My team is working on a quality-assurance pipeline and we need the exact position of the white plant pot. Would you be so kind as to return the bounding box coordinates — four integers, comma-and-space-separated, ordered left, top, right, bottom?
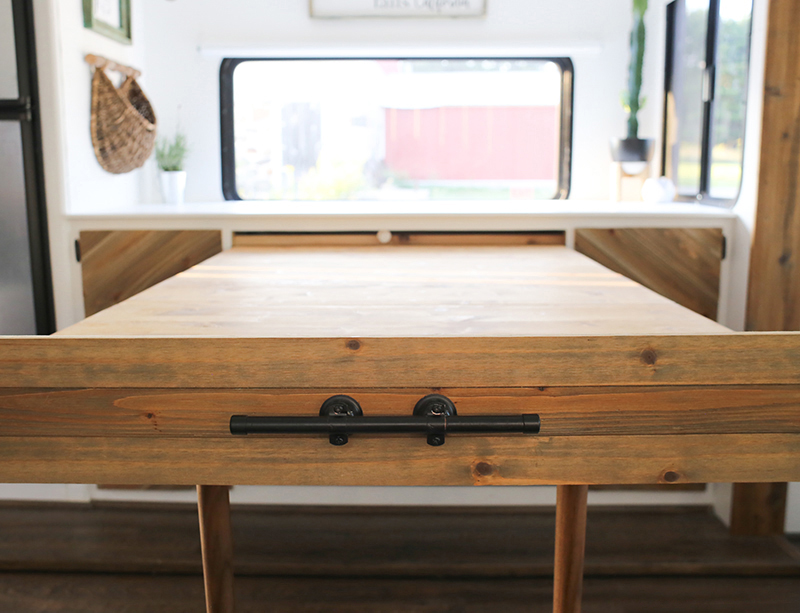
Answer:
642, 176, 677, 203
160, 170, 187, 204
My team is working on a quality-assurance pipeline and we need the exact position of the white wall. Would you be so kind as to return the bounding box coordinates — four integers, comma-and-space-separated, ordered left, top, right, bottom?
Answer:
724, 0, 769, 333
789, 484, 800, 532
138, 0, 667, 203
45, 0, 147, 214
32, 0, 149, 330
31, 0, 673, 209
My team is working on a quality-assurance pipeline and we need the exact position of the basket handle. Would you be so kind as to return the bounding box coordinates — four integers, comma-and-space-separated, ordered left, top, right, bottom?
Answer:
85, 54, 141, 80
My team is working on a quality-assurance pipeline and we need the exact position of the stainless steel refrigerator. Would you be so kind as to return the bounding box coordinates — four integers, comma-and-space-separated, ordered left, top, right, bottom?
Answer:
0, 0, 53, 335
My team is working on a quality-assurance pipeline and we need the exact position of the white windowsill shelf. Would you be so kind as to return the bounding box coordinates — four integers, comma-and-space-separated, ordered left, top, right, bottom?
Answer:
66, 199, 737, 223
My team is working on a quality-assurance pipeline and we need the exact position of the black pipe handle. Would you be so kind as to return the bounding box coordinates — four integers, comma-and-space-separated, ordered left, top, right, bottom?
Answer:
230, 414, 540, 435
229, 413, 540, 445
230, 394, 539, 446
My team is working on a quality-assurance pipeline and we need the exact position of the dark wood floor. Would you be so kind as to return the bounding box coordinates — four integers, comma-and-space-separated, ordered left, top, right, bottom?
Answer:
3, 574, 800, 613
0, 502, 798, 612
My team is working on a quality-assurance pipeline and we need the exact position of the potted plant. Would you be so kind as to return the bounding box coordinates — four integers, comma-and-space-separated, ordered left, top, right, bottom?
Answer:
610, 0, 654, 173
155, 132, 189, 204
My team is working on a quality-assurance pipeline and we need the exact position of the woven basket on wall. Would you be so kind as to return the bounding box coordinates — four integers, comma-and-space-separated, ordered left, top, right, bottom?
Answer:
90, 68, 157, 174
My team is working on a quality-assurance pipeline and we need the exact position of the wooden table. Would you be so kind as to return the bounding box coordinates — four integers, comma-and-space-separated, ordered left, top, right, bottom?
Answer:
1, 245, 799, 613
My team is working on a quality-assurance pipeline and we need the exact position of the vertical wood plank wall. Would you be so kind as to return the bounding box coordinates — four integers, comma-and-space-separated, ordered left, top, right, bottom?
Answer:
574, 228, 724, 320
232, 231, 566, 248
80, 230, 223, 317
745, 0, 800, 333
735, 0, 800, 537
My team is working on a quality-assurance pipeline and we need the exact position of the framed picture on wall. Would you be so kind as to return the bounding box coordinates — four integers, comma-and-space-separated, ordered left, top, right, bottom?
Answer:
310, 0, 486, 18
83, 0, 132, 44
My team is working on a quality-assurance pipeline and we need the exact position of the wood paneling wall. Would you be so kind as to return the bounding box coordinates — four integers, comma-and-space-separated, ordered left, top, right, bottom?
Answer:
734, 0, 800, 537
233, 231, 566, 248
80, 231, 222, 317
574, 228, 724, 320
746, 0, 800, 333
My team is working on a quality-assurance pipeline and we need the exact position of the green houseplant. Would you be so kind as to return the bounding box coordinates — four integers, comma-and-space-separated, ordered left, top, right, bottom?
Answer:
610, 0, 655, 170
155, 132, 189, 204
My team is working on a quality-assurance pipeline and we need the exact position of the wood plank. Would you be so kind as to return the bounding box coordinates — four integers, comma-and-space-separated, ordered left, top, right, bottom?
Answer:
60, 303, 728, 338
574, 229, 724, 494
737, 0, 800, 537
746, 0, 800, 332
5, 334, 800, 389
78, 231, 223, 494
197, 486, 235, 613
0, 386, 798, 438
233, 231, 566, 247
575, 228, 723, 320
63, 246, 727, 338
79, 230, 222, 317
553, 485, 588, 613
0, 433, 796, 486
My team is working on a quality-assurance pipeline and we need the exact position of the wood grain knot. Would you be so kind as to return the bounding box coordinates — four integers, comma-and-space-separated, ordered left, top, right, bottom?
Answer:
640, 348, 658, 366
662, 471, 681, 483
346, 340, 361, 351
473, 462, 495, 477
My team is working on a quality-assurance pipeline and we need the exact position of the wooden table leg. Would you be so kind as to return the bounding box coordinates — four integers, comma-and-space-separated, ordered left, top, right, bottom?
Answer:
197, 485, 235, 613
553, 484, 588, 613
730, 482, 788, 536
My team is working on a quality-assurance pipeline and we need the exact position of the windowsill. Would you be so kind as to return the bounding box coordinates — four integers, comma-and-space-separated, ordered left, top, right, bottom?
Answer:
65, 199, 737, 221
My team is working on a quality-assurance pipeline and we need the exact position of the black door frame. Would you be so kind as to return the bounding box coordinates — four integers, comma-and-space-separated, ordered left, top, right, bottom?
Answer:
0, 0, 55, 334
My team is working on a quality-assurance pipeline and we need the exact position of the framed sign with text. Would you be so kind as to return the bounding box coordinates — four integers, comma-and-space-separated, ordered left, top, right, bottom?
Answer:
83, 0, 132, 44
310, 0, 486, 18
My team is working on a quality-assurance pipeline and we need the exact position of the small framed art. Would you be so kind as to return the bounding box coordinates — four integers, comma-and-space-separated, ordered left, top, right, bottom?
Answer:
310, 0, 486, 18
83, 0, 132, 44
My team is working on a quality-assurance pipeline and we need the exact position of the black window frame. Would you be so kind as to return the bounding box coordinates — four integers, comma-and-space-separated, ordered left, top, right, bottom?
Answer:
220, 56, 574, 202
661, 0, 754, 207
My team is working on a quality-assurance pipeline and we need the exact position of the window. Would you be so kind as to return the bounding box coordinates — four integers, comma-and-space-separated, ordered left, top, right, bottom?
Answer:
662, 0, 753, 204
220, 58, 573, 202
